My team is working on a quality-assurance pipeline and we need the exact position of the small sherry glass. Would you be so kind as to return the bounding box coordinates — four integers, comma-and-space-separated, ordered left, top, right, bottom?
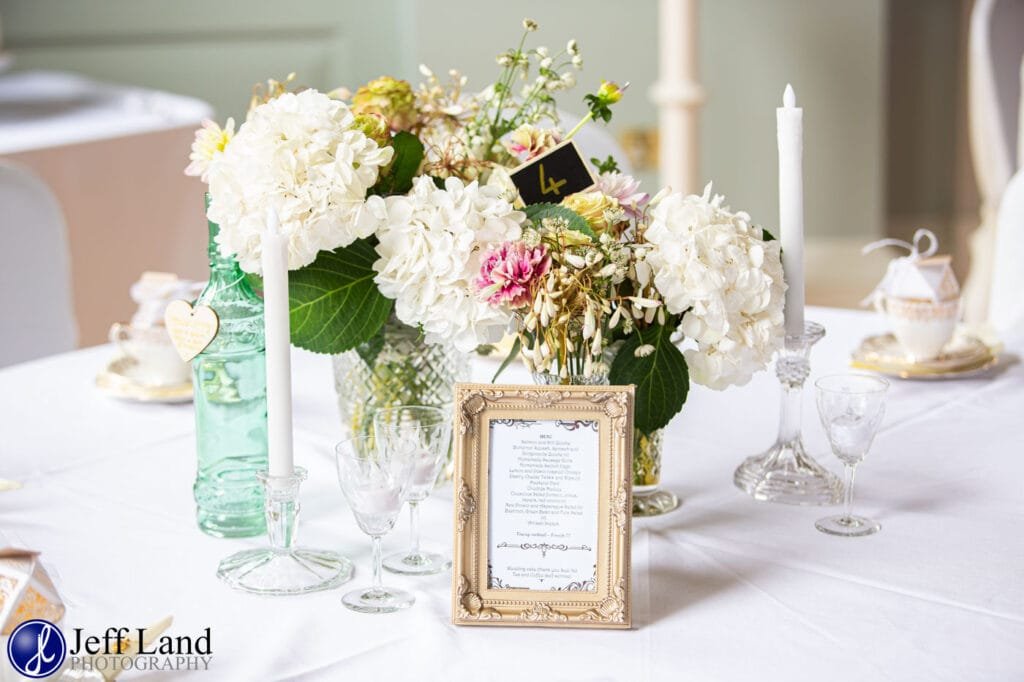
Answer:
373, 405, 452, 575
814, 374, 889, 537
334, 434, 416, 613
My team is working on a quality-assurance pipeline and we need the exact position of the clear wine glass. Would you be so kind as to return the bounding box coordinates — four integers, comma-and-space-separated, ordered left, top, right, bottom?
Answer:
373, 405, 452, 575
814, 374, 889, 537
334, 433, 416, 613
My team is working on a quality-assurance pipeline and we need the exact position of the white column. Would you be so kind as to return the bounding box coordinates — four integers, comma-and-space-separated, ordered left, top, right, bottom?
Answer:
650, 0, 705, 195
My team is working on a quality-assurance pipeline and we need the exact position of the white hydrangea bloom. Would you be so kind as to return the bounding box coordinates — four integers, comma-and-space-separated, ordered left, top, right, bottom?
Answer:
206, 89, 394, 273
369, 176, 526, 351
645, 184, 785, 389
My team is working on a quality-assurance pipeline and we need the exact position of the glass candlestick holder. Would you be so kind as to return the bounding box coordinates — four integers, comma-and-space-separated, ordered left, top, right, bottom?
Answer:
733, 321, 843, 505
217, 467, 354, 595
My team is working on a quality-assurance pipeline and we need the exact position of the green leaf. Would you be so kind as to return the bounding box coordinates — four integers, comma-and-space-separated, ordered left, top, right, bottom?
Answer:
761, 227, 776, 242
289, 238, 393, 354
523, 203, 596, 240
609, 324, 689, 434
491, 336, 522, 383
371, 132, 424, 196
584, 94, 614, 125
591, 155, 620, 174
355, 324, 386, 368
387, 132, 425, 194
245, 273, 264, 297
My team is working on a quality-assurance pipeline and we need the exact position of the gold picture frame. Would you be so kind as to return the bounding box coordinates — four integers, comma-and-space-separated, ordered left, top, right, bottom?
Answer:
451, 383, 634, 629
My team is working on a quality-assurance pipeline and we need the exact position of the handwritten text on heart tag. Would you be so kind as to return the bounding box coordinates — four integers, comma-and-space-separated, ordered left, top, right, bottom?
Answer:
164, 300, 219, 362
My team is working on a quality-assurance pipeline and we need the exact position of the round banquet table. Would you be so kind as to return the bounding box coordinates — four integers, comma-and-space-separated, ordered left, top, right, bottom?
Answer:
1, 307, 1022, 681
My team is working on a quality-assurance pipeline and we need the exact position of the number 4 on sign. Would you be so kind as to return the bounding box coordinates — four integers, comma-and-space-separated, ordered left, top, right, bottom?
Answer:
508, 139, 596, 206
539, 164, 567, 197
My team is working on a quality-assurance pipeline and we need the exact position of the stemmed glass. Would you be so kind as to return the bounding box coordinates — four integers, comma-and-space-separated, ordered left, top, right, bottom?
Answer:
814, 374, 889, 537
373, 405, 452, 575
334, 434, 416, 613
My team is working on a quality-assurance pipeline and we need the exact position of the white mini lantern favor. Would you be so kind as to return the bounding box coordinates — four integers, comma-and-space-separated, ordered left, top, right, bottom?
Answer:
862, 229, 961, 361
883, 254, 959, 302
0, 549, 65, 634
862, 229, 959, 304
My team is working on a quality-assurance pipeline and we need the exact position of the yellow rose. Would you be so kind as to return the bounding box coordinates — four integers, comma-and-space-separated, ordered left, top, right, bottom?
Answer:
561, 191, 623, 234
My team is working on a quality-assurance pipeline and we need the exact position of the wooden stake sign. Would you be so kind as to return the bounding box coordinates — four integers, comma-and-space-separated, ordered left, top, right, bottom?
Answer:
164, 300, 219, 362
510, 140, 596, 206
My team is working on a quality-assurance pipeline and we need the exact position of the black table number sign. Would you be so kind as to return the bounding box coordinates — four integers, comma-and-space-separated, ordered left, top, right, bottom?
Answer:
509, 140, 596, 206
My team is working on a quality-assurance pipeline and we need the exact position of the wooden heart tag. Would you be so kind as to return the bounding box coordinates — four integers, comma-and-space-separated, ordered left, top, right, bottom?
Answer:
164, 300, 219, 362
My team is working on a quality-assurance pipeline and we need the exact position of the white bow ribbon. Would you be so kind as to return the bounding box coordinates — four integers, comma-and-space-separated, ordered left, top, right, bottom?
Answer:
861, 228, 939, 306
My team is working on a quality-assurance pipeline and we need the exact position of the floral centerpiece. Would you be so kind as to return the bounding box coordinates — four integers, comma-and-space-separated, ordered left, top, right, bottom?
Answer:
185, 19, 786, 513
184, 21, 617, 435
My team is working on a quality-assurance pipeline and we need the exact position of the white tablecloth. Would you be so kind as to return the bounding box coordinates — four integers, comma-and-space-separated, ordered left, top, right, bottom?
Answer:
0, 71, 212, 155
1, 307, 1022, 681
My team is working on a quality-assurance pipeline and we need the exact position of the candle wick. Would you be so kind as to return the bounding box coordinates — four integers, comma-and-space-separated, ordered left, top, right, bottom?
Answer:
783, 84, 796, 108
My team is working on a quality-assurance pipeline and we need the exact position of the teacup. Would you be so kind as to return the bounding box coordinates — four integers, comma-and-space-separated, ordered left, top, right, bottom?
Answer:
109, 323, 191, 386
875, 295, 960, 362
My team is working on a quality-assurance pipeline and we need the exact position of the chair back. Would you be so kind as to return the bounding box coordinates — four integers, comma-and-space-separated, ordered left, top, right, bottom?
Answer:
0, 161, 78, 366
962, 0, 1024, 323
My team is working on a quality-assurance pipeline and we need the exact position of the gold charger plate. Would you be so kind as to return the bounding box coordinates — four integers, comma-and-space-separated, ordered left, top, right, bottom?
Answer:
96, 356, 193, 403
851, 332, 998, 380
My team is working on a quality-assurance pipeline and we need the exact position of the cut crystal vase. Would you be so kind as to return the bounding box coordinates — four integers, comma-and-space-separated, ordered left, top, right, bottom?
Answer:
632, 429, 678, 516
332, 317, 471, 474
532, 370, 679, 517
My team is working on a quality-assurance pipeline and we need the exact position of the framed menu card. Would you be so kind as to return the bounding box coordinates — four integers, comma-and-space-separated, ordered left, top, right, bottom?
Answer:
451, 383, 633, 629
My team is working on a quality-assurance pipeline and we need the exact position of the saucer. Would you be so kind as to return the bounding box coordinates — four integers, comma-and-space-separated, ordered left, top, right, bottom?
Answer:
851, 331, 998, 380
96, 356, 193, 403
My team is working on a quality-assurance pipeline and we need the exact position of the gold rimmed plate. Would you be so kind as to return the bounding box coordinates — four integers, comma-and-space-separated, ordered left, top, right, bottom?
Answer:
851, 331, 998, 380
96, 356, 193, 403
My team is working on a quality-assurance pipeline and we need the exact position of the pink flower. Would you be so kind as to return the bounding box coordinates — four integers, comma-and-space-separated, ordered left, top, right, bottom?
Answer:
596, 172, 649, 219
476, 242, 551, 308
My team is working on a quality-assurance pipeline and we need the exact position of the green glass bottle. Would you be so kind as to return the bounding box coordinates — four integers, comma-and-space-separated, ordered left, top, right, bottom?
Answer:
192, 195, 268, 537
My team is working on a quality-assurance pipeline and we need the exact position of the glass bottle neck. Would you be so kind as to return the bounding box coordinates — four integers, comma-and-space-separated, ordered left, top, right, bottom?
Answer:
204, 194, 243, 276
207, 221, 238, 271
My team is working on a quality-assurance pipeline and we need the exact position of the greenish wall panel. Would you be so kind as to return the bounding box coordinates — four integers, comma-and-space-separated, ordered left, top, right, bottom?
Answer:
2, 0, 415, 122
3, 0, 886, 239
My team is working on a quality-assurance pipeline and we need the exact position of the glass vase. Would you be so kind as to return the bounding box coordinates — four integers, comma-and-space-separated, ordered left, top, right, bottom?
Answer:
332, 316, 471, 474
192, 194, 269, 537
530, 370, 680, 517
632, 429, 679, 516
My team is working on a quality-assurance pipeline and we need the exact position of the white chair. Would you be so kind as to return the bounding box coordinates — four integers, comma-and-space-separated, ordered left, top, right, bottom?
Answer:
961, 0, 1024, 323
987, 50, 1024, 335
0, 161, 78, 367
990, 160, 1024, 335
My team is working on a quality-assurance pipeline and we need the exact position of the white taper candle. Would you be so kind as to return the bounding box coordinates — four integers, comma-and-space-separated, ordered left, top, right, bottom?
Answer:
777, 84, 806, 337
261, 208, 295, 478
